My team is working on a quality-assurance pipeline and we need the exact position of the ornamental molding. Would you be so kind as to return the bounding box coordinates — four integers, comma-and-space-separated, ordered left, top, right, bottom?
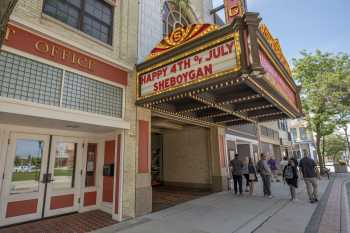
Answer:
258, 23, 292, 77
146, 24, 219, 60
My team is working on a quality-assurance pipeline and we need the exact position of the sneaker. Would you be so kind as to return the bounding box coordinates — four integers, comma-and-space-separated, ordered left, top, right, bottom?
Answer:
314, 198, 319, 202
310, 200, 315, 203
268, 195, 273, 199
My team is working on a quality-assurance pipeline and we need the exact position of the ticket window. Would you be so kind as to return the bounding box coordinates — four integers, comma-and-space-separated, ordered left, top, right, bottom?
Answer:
85, 143, 97, 187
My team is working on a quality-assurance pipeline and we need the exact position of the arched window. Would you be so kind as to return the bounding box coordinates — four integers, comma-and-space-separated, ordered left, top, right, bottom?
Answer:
162, 1, 192, 36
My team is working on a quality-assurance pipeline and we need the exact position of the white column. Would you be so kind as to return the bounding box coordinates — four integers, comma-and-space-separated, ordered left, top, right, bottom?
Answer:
0, 128, 10, 222
112, 130, 124, 222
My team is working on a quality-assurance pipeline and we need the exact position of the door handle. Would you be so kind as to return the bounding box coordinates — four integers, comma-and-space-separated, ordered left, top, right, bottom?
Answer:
42, 173, 54, 183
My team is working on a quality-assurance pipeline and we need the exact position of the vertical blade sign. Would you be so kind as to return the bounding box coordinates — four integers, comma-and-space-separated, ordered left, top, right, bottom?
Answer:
224, 0, 246, 24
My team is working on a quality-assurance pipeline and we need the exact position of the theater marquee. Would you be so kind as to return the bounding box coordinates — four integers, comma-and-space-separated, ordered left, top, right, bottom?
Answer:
136, 20, 303, 127
139, 39, 239, 97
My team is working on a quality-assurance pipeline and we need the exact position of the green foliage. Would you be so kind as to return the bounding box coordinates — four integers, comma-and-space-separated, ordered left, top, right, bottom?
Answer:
293, 50, 350, 165
321, 134, 346, 161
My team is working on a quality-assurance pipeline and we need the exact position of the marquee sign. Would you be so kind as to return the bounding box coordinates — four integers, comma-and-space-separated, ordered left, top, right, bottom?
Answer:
138, 36, 240, 98
259, 50, 297, 109
259, 24, 292, 76
224, 0, 246, 24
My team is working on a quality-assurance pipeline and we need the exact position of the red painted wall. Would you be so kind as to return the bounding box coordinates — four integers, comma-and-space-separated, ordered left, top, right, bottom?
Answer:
103, 140, 115, 203
84, 192, 97, 206
138, 121, 149, 173
50, 194, 74, 210
6, 199, 38, 217
114, 135, 121, 214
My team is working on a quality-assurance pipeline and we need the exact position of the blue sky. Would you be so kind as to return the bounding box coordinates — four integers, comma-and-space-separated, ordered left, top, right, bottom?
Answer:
212, 0, 350, 64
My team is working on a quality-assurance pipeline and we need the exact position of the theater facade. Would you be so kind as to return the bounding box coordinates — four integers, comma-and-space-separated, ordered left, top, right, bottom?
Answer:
134, 8, 302, 214
0, 0, 302, 228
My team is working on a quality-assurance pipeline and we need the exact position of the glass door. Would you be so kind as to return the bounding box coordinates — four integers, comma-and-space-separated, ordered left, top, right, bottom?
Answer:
0, 133, 50, 226
44, 136, 83, 217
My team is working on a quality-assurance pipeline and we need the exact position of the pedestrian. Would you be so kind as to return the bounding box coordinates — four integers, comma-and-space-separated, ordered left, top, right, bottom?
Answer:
242, 157, 250, 192
229, 153, 243, 195
257, 153, 273, 198
268, 156, 279, 182
283, 159, 299, 201
248, 157, 258, 196
299, 154, 319, 203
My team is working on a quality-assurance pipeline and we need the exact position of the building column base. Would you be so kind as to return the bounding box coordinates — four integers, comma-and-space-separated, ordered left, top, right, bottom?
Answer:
135, 186, 152, 217
211, 175, 228, 192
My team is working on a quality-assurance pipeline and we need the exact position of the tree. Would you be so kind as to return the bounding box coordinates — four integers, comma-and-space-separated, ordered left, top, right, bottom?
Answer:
0, 0, 18, 47
330, 53, 350, 154
322, 134, 347, 162
293, 50, 342, 168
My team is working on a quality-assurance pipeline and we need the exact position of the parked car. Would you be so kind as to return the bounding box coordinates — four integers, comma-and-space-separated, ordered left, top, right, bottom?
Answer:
13, 165, 33, 172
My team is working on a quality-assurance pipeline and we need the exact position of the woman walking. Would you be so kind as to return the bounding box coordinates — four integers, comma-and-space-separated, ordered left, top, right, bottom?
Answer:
283, 159, 299, 201
248, 158, 258, 196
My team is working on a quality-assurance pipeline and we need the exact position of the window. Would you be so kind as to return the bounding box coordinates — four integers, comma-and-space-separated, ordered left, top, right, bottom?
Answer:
11, 139, 44, 194
0, 51, 123, 118
43, 0, 113, 44
277, 120, 288, 131
53, 142, 77, 190
85, 143, 97, 187
162, 1, 192, 36
211, 0, 225, 25
62, 71, 123, 118
0, 51, 62, 106
299, 127, 307, 140
290, 128, 297, 142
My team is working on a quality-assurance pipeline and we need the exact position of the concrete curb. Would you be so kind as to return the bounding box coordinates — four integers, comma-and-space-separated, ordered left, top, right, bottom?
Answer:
341, 180, 350, 233
304, 177, 334, 233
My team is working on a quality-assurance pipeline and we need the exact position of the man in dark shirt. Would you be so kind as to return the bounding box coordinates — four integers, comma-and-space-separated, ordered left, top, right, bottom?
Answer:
229, 154, 243, 195
299, 154, 319, 203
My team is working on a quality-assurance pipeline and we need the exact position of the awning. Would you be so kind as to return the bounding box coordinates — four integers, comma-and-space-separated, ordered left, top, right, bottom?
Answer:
136, 13, 303, 127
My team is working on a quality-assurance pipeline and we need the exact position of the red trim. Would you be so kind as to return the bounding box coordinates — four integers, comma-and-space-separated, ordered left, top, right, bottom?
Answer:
259, 49, 297, 109
114, 134, 121, 214
138, 120, 149, 173
103, 140, 115, 203
4, 24, 127, 86
83, 191, 97, 206
50, 194, 74, 210
6, 199, 38, 217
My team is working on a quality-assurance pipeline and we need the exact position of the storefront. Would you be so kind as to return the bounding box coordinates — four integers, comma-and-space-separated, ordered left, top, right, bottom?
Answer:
135, 13, 302, 210
0, 23, 129, 226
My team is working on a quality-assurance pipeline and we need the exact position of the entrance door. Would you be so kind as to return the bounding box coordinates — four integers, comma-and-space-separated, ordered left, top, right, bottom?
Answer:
1, 133, 50, 226
44, 136, 83, 217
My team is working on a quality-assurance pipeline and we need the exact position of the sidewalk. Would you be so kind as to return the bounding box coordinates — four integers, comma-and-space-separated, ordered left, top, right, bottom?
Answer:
93, 178, 330, 233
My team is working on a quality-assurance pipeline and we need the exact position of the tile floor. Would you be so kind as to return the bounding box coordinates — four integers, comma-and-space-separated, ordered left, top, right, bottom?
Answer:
0, 210, 117, 233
